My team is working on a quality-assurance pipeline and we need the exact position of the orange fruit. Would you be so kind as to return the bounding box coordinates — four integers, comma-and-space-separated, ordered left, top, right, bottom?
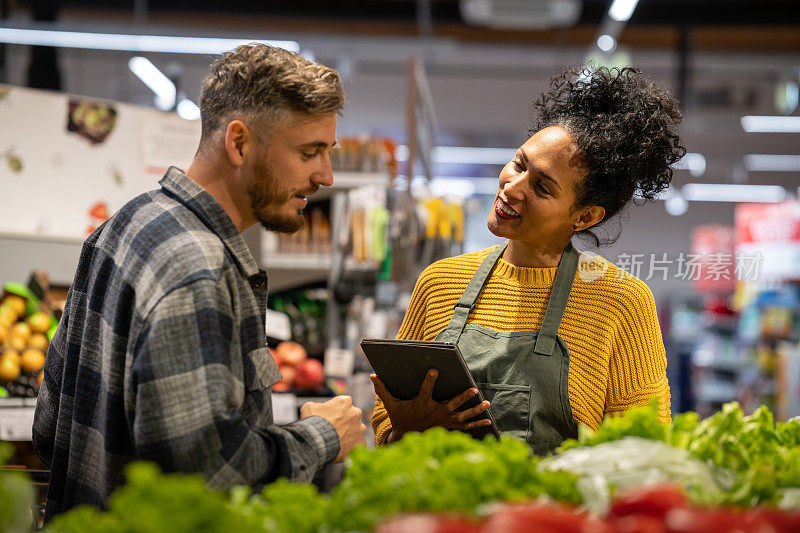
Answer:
27, 312, 51, 334
3, 295, 26, 317
0, 356, 20, 382
0, 311, 15, 329
8, 333, 26, 352
0, 325, 8, 344
1, 350, 21, 366
21, 348, 45, 374
29, 333, 49, 351
10, 322, 31, 342
36, 370, 44, 388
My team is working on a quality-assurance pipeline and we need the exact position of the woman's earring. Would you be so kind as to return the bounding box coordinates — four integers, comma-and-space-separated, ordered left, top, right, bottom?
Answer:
572, 225, 577, 231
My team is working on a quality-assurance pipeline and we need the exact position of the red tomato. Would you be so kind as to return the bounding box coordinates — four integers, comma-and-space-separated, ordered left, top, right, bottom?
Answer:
278, 364, 298, 386
610, 485, 687, 520
482, 502, 612, 533
610, 514, 668, 533
375, 513, 481, 533
294, 358, 325, 389
275, 341, 307, 367
744, 507, 800, 533
664, 506, 757, 533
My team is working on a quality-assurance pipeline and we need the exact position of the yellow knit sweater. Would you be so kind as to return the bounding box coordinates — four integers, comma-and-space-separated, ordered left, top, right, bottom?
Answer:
372, 245, 671, 445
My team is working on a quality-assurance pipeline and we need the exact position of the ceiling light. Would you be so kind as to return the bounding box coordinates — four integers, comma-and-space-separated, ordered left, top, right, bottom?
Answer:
608, 0, 640, 22
128, 56, 175, 111
0, 27, 299, 54
596, 34, 616, 53
395, 144, 410, 162
741, 115, 800, 133
665, 195, 689, 216
682, 183, 787, 203
431, 146, 517, 165
744, 154, 800, 172
672, 152, 706, 177
177, 99, 201, 121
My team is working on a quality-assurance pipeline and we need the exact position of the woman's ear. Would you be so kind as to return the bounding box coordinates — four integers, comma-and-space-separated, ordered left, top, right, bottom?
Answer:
574, 206, 605, 231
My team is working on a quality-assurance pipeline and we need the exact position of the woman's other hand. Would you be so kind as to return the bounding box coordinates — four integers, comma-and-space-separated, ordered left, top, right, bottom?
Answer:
369, 370, 491, 443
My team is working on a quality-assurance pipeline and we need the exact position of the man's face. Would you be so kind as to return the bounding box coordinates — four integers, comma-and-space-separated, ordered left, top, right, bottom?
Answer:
246, 111, 337, 233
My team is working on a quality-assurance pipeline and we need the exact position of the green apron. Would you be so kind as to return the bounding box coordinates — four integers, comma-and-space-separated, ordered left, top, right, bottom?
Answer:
435, 241, 580, 455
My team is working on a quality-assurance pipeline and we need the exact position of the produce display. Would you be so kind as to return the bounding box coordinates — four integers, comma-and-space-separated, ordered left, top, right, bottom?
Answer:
3, 401, 798, 532
270, 341, 326, 392
0, 285, 57, 398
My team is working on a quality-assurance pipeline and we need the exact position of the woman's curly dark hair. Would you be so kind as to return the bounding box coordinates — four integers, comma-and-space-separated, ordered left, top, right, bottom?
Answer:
531, 65, 686, 246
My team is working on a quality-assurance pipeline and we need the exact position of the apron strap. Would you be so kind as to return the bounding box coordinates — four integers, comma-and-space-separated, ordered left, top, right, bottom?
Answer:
532, 241, 580, 355
439, 242, 508, 344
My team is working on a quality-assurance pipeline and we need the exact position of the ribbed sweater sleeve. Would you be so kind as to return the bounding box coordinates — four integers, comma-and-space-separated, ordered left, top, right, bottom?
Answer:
604, 276, 672, 423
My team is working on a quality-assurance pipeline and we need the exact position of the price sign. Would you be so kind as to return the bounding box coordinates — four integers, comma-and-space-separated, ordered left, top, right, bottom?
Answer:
0, 406, 34, 441
271, 393, 298, 425
324, 349, 355, 378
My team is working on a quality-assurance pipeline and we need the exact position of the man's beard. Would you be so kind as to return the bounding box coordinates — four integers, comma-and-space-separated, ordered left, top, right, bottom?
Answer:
247, 162, 306, 234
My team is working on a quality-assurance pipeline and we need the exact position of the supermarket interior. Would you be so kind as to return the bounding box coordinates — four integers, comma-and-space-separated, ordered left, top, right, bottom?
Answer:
2, 1, 800, 532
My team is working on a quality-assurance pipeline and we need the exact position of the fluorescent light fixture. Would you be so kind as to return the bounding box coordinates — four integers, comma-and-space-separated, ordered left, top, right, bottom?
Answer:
682, 183, 787, 203
395, 144, 410, 162
744, 154, 800, 172
395, 145, 517, 165
665, 195, 689, 216
672, 152, 707, 177
596, 34, 616, 53
177, 99, 201, 121
128, 56, 176, 111
429, 178, 477, 198
407, 176, 497, 197
431, 146, 517, 165
608, 0, 640, 22
741, 115, 800, 133
0, 27, 299, 54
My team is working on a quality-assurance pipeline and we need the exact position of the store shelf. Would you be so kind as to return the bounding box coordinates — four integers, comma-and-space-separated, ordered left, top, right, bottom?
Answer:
262, 253, 378, 272
311, 171, 389, 202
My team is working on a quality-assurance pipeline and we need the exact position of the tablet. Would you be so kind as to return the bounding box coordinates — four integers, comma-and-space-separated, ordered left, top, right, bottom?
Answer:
361, 338, 501, 440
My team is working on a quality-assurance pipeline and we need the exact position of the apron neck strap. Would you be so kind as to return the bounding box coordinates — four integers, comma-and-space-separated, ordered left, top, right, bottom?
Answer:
439, 242, 508, 343
532, 241, 580, 355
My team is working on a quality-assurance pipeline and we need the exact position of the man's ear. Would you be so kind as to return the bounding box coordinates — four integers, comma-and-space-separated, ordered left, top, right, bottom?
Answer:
574, 205, 605, 231
223, 120, 250, 167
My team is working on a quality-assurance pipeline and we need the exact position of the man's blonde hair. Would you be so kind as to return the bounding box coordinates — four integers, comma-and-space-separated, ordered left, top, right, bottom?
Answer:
198, 44, 345, 146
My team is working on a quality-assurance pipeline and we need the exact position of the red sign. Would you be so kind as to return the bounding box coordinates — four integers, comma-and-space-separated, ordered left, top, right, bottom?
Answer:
736, 201, 800, 282
692, 225, 736, 293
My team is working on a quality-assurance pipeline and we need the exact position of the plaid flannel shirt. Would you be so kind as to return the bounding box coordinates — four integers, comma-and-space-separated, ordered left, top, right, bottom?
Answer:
33, 167, 339, 521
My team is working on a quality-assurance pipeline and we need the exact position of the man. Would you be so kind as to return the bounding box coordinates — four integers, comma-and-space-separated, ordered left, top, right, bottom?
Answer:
33, 44, 365, 521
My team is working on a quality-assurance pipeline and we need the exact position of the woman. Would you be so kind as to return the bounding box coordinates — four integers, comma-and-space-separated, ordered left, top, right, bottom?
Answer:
371, 66, 685, 455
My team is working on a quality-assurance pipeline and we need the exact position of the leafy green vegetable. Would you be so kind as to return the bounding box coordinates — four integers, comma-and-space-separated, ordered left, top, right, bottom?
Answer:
228, 479, 327, 533
46, 462, 262, 533
559, 398, 669, 452
326, 428, 580, 532
0, 442, 34, 533
685, 403, 800, 506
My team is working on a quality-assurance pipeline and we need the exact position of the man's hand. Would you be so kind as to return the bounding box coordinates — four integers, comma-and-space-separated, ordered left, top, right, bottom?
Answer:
300, 395, 366, 463
370, 369, 491, 443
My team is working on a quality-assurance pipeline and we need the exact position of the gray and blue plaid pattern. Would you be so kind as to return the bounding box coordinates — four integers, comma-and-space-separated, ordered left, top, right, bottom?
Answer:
33, 167, 339, 521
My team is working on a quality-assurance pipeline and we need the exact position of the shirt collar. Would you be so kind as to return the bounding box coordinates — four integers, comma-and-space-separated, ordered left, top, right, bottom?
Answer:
159, 166, 260, 278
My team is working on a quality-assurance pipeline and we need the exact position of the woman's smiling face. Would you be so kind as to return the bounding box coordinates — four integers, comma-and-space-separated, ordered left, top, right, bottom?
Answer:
487, 125, 588, 247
